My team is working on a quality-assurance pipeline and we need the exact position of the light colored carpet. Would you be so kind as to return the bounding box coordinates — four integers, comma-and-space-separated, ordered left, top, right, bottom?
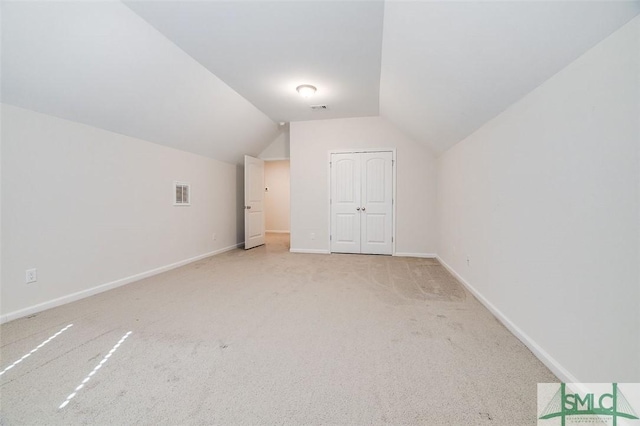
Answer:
0, 233, 556, 425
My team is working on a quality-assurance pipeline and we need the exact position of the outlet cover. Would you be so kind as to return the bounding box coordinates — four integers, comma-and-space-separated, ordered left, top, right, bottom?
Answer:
26, 268, 37, 284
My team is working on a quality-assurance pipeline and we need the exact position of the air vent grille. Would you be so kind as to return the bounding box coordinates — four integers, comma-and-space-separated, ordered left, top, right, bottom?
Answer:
310, 105, 328, 111
174, 181, 190, 206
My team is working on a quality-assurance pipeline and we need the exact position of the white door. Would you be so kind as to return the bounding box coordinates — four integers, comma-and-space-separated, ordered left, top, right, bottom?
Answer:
360, 152, 393, 254
244, 155, 265, 249
330, 151, 393, 255
330, 153, 361, 254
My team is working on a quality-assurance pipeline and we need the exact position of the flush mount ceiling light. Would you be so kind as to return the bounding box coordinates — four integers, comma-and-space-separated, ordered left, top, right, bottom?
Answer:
296, 84, 317, 98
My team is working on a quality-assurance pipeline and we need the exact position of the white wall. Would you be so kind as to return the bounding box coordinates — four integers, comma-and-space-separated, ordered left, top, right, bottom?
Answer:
1, 105, 243, 321
436, 17, 639, 382
259, 125, 290, 160
290, 116, 437, 255
265, 160, 290, 233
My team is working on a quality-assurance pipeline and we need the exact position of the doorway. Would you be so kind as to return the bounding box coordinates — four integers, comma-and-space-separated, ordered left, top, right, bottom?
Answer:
330, 151, 394, 255
264, 159, 290, 236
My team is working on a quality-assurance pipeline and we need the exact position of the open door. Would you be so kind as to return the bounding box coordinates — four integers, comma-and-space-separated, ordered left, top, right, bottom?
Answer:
244, 155, 265, 249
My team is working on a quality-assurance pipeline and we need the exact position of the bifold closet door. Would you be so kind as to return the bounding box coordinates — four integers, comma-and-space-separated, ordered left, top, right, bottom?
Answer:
330, 151, 393, 255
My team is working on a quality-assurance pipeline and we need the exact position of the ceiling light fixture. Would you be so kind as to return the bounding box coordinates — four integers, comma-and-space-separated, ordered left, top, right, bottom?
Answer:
296, 84, 317, 98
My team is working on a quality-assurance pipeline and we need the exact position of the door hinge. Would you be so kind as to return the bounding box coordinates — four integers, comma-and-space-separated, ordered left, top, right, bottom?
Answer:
392, 159, 395, 166
330, 235, 332, 241
392, 236, 394, 242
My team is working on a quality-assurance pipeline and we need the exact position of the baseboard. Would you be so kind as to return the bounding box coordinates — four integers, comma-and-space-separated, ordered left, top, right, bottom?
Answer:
436, 255, 580, 384
0, 243, 242, 324
266, 230, 290, 234
1, 244, 580, 384
289, 248, 331, 254
394, 252, 437, 258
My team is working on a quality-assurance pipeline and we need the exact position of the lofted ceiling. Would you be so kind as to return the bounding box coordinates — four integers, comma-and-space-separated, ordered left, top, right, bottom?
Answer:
124, 0, 385, 123
380, 0, 640, 153
0, 1, 279, 164
2, 1, 639, 161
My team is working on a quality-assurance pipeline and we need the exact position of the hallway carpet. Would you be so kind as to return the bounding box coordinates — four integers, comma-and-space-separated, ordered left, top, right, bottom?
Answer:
0, 234, 556, 425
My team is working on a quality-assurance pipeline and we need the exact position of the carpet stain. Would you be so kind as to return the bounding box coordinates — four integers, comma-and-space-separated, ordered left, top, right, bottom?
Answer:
479, 411, 494, 421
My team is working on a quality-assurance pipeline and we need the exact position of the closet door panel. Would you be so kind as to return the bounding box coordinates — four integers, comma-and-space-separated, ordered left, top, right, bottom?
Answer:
330, 153, 361, 253
360, 152, 393, 255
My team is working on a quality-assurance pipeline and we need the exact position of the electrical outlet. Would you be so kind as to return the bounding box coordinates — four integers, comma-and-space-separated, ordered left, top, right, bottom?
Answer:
212, 233, 217, 241
26, 268, 37, 284
310, 232, 316, 240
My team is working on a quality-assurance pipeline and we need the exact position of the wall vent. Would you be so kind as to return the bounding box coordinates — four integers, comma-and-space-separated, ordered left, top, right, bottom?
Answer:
174, 181, 191, 206
310, 105, 328, 111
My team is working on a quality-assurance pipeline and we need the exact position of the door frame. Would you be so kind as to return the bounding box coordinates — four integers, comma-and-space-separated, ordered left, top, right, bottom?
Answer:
327, 149, 397, 255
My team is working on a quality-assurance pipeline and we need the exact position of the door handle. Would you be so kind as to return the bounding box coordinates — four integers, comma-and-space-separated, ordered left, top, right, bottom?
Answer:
362, 207, 366, 211
356, 207, 361, 211
246, 206, 251, 210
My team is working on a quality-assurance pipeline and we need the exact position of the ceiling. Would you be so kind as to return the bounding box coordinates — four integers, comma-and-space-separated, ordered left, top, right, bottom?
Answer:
2, 1, 639, 160
0, 1, 278, 164
379, 1, 640, 153
124, 1, 385, 123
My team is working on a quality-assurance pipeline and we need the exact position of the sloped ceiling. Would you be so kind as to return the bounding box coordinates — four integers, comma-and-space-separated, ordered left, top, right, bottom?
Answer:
2, 1, 639, 159
124, 1, 385, 123
0, 1, 278, 164
379, 1, 640, 153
